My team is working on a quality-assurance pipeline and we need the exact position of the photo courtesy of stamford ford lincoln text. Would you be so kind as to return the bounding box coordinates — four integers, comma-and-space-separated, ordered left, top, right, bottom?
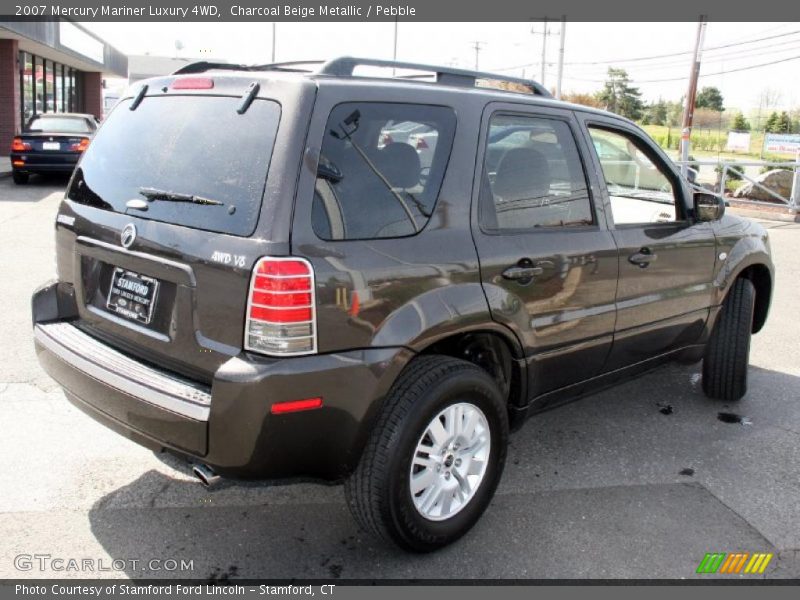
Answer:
0, 0, 799, 595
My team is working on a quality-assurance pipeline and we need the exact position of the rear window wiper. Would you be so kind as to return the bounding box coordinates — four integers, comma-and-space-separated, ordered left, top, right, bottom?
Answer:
138, 187, 223, 206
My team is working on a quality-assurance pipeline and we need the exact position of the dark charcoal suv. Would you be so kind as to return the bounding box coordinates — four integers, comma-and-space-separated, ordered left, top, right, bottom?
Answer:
32, 57, 774, 552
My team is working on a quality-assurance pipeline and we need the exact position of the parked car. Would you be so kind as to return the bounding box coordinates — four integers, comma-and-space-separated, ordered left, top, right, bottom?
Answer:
32, 57, 773, 552
10, 113, 98, 184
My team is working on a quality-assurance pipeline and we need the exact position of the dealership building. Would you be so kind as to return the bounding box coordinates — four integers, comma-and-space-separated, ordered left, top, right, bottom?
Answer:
0, 20, 127, 151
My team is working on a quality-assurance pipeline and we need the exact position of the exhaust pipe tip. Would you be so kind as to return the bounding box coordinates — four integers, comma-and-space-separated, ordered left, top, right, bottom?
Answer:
192, 463, 221, 488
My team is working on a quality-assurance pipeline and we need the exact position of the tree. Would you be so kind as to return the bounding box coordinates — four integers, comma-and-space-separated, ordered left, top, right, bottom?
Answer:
695, 86, 725, 112
731, 112, 750, 131
764, 111, 781, 133
777, 111, 792, 133
643, 100, 668, 126
561, 92, 603, 109
596, 68, 643, 120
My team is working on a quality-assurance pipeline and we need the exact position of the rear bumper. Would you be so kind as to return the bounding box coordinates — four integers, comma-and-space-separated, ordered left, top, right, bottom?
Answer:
32, 282, 411, 480
11, 151, 79, 173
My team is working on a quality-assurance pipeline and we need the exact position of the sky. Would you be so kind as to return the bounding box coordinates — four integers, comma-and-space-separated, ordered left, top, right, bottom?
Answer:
82, 21, 800, 113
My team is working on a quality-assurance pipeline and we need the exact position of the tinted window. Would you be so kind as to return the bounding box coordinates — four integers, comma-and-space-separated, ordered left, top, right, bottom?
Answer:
588, 127, 678, 224
68, 96, 280, 237
481, 115, 593, 231
28, 116, 93, 133
312, 103, 456, 240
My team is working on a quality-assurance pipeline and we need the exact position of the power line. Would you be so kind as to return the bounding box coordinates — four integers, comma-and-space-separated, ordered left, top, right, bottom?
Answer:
564, 29, 800, 65
488, 29, 800, 74
564, 40, 800, 74
555, 54, 800, 84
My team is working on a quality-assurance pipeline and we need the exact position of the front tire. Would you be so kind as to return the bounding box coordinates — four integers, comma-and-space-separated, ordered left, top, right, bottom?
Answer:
702, 277, 755, 401
12, 171, 29, 185
345, 355, 508, 552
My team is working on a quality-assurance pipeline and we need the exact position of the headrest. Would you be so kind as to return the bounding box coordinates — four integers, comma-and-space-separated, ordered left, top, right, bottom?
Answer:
493, 147, 551, 202
375, 143, 421, 189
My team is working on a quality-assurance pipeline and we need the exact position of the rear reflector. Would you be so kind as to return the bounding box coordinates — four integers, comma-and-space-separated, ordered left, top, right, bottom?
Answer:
245, 257, 317, 356
270, 397, 323, 415
12, 160, 25, 167
172, 77, 215, 90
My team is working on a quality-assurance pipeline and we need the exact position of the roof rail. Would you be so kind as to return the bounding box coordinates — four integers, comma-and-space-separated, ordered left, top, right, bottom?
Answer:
171, 56, 552, 97
319, 56, 551, 97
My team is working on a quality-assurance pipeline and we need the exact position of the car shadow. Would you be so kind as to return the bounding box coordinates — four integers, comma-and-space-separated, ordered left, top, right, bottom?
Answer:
86, 363, 799, 580
3, 173, 70, 201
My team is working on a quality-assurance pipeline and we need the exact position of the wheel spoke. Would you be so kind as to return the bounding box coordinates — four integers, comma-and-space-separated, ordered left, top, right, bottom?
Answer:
411, 466, 437, 495
426, 418, 449, 450
467, 457, 486, 476
462, 409, 480, 441
452, 468, 471, 496
419, 480, 443, 513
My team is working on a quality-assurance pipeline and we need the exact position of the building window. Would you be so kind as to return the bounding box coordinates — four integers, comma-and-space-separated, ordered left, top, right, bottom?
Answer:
16, 52, 86, 128
34, 56, 44, 115
44, 59, 54, 113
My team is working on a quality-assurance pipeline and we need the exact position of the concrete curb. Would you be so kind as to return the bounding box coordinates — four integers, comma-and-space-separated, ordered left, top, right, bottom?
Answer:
727, 204, 800, 224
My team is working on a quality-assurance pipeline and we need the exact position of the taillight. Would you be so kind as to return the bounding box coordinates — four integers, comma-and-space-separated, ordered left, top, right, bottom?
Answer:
11, 137, 31, 152
381, 133, 393, 146
69, 138, 90, 152
171, 77, 215, 90
415, 136, 429, 150
245, 257, 317, 356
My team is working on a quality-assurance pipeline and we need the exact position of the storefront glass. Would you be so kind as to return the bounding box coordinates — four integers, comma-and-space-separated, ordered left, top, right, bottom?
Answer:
19, 52, 81, 123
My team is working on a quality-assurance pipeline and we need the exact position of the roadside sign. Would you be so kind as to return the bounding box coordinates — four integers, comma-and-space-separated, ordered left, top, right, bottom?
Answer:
764, 133, 800, 153
726, 131, 751, 152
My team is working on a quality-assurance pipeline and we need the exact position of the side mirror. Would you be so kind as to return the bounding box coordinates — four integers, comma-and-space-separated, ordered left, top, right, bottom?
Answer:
694, 191, 725, 222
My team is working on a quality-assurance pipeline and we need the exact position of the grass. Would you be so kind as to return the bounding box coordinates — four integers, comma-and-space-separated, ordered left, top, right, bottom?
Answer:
641, 124, 797, 162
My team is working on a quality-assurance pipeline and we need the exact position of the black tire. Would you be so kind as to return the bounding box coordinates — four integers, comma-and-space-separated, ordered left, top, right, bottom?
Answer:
702, 277, 756, 401
345, 355, 509, 552
12, 171, 29, 185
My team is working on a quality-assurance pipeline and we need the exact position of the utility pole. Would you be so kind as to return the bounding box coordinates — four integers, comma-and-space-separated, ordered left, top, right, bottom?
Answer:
555, 16, 566, 99
271, 22, 276, 63
471, 41, 485, 70
531, 19, 551, 86
680, 17, 707, 176
540, 18, 548, 85
392, 19, 398, 75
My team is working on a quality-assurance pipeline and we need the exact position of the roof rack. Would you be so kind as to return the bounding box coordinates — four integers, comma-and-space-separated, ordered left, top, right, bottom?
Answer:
319, 56, 551, 97
171, 56, 551, 97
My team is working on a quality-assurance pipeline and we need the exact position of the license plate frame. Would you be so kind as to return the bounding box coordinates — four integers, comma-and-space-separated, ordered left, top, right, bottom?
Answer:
106, 267, 160, 325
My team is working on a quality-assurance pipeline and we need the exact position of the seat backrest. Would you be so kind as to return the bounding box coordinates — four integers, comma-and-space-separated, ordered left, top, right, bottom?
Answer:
492, 147, 551, 202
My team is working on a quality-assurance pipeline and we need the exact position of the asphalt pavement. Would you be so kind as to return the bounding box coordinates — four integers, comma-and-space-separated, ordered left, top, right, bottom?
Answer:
0, 174, 798, 580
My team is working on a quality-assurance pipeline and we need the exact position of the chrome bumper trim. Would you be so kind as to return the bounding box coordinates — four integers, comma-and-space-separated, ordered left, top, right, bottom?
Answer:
34, 322, 211, 421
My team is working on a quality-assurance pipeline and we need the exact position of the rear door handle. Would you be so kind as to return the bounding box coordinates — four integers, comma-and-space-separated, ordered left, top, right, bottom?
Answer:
628, 248, 657, 268
502, 265, 544, 280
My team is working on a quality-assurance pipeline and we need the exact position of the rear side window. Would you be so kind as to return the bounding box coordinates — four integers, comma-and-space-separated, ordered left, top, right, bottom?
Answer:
312, 102, 456, 241
68, 96, 280, 237
480, 114, 593, 231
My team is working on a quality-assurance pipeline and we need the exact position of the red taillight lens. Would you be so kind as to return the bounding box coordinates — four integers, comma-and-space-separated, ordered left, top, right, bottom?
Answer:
11, 137, 31, 152
415, 137, 429, 150
171, 77, 215, 90
245, 257, 316, 356
69, 138, 90, 152
270, 397, 323, 415
381, 133, 393, 146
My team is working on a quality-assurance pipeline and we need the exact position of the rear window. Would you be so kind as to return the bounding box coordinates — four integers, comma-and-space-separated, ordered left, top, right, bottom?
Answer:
28, 116, 93, 133
312, 102, 456, 241
67, 95, 280, 237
